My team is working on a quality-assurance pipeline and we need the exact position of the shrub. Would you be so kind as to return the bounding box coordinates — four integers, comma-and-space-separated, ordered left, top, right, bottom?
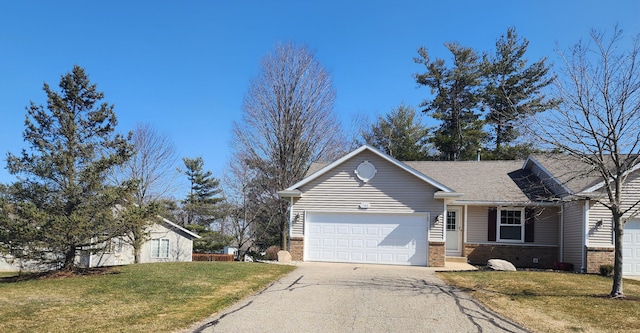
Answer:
265, 245, 281, 260
599, 264, 614, 277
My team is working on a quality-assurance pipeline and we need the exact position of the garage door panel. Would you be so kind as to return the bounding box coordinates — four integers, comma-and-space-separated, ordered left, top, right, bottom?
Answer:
305, 213, 428, 266
336, 251, 349, 260
624, 220, 640, 276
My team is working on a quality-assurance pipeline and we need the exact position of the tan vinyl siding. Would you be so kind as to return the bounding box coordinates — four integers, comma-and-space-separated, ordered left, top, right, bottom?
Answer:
465, 205, 559, 245
466, 206, 488, 243
534, 206, 560, 245
562, 200, 585, 269
586, 173, 640, 247
587, 201, 614, 247
290, 150, 444, 239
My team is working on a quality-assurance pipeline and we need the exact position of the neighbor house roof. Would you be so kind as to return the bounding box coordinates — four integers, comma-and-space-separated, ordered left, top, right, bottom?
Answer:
161, 217, 201, 239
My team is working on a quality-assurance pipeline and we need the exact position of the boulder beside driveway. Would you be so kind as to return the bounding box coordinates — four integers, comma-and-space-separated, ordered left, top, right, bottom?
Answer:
487, 259, 517, 271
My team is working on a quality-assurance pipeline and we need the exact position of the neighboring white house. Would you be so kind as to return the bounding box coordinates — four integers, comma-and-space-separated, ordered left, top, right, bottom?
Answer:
79, 218, 200, 267
0, 217, 200, 271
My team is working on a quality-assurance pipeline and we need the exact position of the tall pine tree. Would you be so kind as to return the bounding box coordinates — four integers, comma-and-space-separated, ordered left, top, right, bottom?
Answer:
5, 65, 133, 271
361, 104, 430, 160
182, 157, 223, 227
482, 27, 558, 159
415, 43, 486, 160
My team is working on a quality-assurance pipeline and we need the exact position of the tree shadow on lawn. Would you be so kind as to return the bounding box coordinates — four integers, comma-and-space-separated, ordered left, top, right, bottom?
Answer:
0, 266, 120, 283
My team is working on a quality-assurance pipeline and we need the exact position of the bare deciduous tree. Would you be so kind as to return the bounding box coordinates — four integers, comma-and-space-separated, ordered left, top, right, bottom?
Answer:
114, 123, 179, 204
231, 42, 346, 250
110, 123, 179, 263
221, 154, 263, 259
535, 27, 640, 297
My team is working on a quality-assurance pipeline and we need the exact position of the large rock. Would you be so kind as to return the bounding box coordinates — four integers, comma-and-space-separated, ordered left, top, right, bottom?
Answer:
277, 250, 292, 263
487, 259, 517, 271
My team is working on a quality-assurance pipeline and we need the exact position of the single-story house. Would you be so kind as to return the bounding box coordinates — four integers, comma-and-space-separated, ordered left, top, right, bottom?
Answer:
0, 217, 200, 271
79, 217, 201, 267
278, 145, 640, 276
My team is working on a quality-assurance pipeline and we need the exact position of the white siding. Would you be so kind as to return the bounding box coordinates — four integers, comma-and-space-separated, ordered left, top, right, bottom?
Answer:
291, 150, 444, 239
562, 200, 584, 269
89, 222, 195, 266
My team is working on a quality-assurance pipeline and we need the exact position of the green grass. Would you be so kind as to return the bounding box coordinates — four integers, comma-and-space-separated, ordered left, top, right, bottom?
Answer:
437, 271, 640, 333
0, 262, 295, 333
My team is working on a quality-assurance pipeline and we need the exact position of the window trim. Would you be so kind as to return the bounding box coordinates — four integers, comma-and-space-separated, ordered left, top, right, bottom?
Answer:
151, 238, 170, 258
497, 207, 525, 243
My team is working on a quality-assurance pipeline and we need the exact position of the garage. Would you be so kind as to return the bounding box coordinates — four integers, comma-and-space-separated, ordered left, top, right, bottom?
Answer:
623, 219, 640, 276
305, 212, 429, 266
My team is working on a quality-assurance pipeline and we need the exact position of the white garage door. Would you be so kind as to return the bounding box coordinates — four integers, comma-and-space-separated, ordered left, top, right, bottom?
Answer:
623, 219, 640, 276
305, 212, 428, 266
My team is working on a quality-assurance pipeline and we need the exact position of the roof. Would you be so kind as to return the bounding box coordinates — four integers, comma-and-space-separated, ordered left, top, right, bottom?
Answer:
161, 217, 201, 239
288, 145, 557, 204
279, 145, 455, 196
404, 160, 552, 203
290, 147, 640, 204
528, 154, 640, 196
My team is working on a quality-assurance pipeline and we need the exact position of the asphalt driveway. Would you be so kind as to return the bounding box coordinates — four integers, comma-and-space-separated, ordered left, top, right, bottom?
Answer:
186, 262, 529, 333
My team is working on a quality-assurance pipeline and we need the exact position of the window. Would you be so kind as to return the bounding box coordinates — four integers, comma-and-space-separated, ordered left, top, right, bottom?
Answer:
151, 239, 169, 258
498, 208, 524, 242
106, 237, 123, 253
446, 211, 457, 231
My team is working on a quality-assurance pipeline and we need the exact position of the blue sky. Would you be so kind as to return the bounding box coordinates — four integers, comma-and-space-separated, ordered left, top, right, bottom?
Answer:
1, 0, 639, 197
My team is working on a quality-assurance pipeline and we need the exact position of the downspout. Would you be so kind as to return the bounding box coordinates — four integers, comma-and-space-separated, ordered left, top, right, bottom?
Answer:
463, 205, 468, 250
559, 204, 564, 262
442, 201, 448, 243
582, 200, 589, 273
288, 197, 294, 250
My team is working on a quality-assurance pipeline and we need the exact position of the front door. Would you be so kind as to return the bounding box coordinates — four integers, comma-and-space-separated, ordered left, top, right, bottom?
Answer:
445, 207, 462, 256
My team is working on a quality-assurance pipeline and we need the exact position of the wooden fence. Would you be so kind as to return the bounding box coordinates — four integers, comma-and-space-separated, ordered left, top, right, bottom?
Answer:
192, 253, 235, 262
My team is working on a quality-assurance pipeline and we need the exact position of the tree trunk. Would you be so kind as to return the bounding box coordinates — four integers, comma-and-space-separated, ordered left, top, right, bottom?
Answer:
134, 247, 141, 264
63, 245, 76, 271
281, 218, 288, 251
611, 214, 624, 297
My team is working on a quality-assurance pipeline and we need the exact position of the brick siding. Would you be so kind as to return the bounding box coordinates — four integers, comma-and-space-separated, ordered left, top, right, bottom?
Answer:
585, 247, 614, 274
429, 242, 445, 267
465, 243, 558, 268
290, 237, 304, 261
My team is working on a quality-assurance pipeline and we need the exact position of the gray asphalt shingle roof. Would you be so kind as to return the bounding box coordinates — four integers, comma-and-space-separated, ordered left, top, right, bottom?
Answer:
306, 159, 554, 203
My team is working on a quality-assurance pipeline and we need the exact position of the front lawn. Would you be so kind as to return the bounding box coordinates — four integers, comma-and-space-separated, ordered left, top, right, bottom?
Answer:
0, 262, 295, 333
437, 271, 640, 332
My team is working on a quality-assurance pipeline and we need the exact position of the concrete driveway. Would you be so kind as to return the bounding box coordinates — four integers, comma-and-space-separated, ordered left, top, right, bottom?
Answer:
186, 262, 529, 333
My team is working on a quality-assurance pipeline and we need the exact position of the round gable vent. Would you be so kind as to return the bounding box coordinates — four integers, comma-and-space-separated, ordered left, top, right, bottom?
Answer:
355, 161, 377, 183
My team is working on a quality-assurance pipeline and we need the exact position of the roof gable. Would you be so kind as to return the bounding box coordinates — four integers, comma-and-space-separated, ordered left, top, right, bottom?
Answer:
160, 217, 201, 239
282, 145, 454, 193
526, 154, 640, 196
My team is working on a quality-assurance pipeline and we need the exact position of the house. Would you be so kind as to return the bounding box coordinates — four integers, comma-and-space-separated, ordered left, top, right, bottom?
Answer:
79, 217, 201, 267
278, 145, 640, 276
0, 215, 200, 271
